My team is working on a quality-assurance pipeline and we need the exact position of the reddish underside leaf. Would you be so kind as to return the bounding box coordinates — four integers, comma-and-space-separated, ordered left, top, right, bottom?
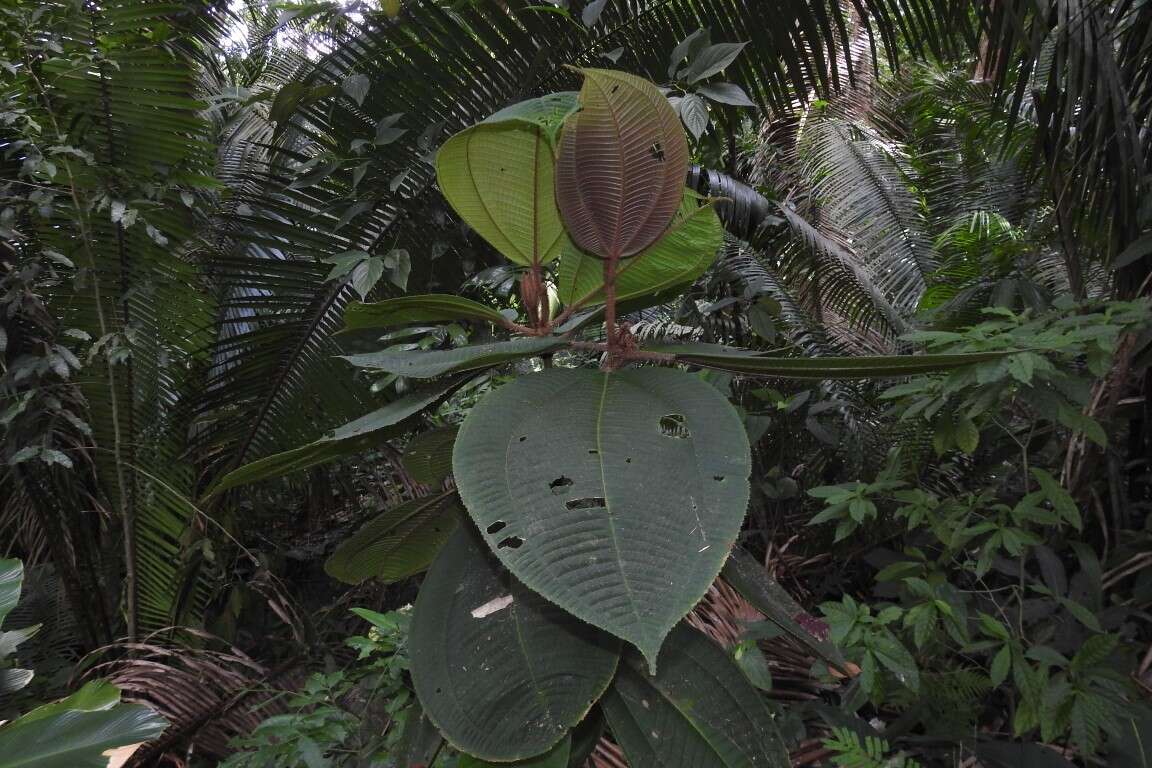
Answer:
555, 68, 689, 259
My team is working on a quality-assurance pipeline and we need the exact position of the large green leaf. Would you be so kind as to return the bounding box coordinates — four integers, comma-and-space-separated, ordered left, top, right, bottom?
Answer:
556, 69, 689, 259
410, 525, 619, 762
452, 367, 750, 669
342, 337, 565, 379
343, 295, 508, 332
402, 426, 459, 484
325, 491, 461, 584
206, 382, 456, 497
0, 681, 168, 768
655, 343, 1009, 379
601, 625, 789, 767
436, 94, 574, 267
722, 549, 847, 671
557, 193, 723, 307
459, 736, 571, 768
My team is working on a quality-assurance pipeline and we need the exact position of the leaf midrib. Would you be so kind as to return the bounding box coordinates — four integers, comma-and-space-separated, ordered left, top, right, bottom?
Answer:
595, 374, 644, 637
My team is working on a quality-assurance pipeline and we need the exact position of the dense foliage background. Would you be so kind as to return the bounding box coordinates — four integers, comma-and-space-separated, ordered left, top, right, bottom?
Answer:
1, 0, 1151, 766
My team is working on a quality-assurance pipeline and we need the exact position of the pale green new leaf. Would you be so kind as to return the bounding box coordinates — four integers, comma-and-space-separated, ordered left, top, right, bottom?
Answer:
436, 94, 575, 267
557, 193, 722, 307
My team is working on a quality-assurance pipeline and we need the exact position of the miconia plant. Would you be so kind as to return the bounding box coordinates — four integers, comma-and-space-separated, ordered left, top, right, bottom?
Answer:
217, 67, 1016, 767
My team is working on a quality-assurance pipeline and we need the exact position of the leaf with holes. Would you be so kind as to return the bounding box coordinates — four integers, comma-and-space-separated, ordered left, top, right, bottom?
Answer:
325, 491, 461, 584
342, 337, 565, 379
436, 94, 575, 267
403, 426, 459, 484
343, 295, 507, 332
557, 192, 722, 307
453, 367, 750, 669
556, 69, 688, 259
410, 525, 619, 761
601, 624, 789, 767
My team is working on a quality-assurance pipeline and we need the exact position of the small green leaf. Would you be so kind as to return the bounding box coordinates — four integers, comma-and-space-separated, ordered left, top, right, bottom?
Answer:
350, 256, 384, 300
1030, 468, 1081, 530
341, 73, 370, 106
680, 94, 709, 140
683, 42, 747, 83
697, 82, 756, 107
990, 645, 1012, 687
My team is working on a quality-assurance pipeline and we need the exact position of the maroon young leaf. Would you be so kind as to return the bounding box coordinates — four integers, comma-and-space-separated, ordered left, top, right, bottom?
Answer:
555, 69, 689, 259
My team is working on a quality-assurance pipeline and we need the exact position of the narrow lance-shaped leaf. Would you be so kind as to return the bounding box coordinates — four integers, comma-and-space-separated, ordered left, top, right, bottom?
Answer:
341, 337, 565, 379
342, 295, 507, 332
556, 69, 689, 258
722, 548, 847, 671
410, 525, 619, 762
452, 367, 750, 670
205, 381, 457, 497
651, 343, 1010, 379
